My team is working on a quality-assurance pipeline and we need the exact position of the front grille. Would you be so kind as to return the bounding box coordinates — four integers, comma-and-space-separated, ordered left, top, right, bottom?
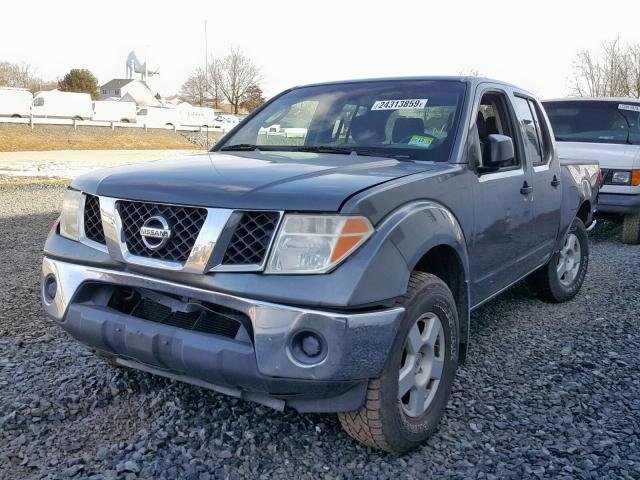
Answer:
117, 200, 207, 262
222, 211, 280, 265
107, 288, 243, 339
83, 194, 105, 244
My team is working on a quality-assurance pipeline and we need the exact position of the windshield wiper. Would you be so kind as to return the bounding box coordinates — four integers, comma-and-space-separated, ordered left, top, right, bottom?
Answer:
220, 144, 260, 151
294, 146, 356, 154
292, 146, 391, 158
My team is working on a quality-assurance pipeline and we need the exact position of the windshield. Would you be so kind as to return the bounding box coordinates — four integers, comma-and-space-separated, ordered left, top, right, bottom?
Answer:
544, 100, 640, 145
217, 80, 467, 161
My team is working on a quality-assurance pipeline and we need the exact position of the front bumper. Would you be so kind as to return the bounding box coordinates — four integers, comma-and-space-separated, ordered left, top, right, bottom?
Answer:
42, 257, 404, 412
597, 193, 640, 214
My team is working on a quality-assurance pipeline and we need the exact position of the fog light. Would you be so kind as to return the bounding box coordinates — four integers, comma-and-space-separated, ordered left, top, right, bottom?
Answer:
44, 275, 57, 303
289, 330, 327, 364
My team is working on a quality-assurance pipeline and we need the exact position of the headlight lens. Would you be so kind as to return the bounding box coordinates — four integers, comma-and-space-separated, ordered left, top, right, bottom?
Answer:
265, 215, 374, 274
59, 189, 83, 241
611, 170, 631, 184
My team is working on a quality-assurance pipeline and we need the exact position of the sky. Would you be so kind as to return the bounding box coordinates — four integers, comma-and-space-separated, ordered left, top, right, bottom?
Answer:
2, 0, 640, 100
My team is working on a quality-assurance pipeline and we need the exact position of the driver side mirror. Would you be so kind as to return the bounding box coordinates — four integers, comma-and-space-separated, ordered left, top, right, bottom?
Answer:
480, 134, 514, 172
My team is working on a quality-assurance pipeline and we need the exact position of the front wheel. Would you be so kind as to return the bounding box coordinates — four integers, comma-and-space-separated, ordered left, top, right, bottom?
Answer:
338, 272, 458, 453
527, 217, 589, 302
622, 213, 640, 244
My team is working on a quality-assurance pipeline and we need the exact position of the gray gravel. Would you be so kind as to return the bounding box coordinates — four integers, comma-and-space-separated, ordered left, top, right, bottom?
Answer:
1, 184, 639, 480
184, 133, 222, 150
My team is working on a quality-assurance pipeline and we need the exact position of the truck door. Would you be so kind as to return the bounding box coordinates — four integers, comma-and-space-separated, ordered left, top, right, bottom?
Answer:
512, 95, 561, 264
468, 88, 536, 305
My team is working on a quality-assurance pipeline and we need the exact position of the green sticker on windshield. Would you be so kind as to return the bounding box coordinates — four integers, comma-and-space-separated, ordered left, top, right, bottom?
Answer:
408, 135, 433, 148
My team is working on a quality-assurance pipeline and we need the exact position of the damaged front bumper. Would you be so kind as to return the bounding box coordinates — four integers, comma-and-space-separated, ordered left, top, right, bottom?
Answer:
41, 257, 404, 412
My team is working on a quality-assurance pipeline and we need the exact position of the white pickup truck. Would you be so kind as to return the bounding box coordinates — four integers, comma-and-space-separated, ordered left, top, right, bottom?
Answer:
544, 98, 640, 243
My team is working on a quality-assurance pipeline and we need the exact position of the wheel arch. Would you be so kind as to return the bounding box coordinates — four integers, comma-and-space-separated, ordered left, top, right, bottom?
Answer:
576, 200, 592, 226
373, 201, 471, 362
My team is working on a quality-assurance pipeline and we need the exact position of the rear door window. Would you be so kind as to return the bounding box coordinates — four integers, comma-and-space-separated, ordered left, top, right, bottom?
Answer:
514, 96, 543, 165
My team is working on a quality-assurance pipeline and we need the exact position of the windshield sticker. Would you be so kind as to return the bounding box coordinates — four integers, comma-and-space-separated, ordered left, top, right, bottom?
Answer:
618, 104, 640, 113
371, 99, 428, 111
408, 135, 433, 148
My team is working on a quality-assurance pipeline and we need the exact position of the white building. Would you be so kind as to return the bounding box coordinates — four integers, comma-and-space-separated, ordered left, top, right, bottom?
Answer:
99, 79, 159, 106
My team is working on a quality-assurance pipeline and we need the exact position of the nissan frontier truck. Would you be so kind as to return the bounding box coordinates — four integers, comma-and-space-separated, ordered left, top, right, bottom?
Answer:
42, 77, 599, 452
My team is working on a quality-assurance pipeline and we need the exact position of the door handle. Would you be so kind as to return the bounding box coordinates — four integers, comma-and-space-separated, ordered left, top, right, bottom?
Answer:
551, 175, 560, 188
520, 181, 533, 195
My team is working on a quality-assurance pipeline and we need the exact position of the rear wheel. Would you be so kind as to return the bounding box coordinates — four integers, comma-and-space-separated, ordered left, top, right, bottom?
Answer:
338, 272, 458, 453
622, 213, 640, 244
527, 217, 589, 302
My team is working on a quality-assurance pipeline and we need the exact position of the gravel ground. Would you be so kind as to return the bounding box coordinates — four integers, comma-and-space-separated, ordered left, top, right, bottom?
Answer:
1, 184, 638, 480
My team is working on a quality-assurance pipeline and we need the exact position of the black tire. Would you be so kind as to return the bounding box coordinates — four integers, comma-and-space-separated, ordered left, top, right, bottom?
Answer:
338, 272, 459, 453
527, 217, 589, 303
622, 214, 640, 244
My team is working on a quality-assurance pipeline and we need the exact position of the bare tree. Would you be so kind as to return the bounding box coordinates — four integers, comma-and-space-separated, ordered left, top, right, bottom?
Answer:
207, 59, 224, 109
0, 61, 53, 91
215, 48, 261, 114
180, 67, 208, 106
459, 68, 482, 77
569, 38, 640, 97
628, 44, 640, 98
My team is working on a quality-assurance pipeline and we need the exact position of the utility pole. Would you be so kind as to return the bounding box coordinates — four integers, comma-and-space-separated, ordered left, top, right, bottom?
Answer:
204, 20, 208, 107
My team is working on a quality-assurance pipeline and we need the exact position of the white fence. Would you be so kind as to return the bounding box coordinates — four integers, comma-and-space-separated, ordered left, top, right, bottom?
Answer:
0, 115, 222, 133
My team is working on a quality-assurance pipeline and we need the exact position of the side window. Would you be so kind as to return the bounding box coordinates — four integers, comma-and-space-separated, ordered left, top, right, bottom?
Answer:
474, 91, 519, 169
528, 99, 552, 164
514, 96, 545, 165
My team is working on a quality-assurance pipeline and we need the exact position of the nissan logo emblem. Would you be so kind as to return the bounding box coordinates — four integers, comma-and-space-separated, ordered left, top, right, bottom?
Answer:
139, 215, 171, 250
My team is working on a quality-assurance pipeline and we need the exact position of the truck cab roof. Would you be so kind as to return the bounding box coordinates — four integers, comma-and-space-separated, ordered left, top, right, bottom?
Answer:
545, 96, 640, 103
293, 75, 531, 95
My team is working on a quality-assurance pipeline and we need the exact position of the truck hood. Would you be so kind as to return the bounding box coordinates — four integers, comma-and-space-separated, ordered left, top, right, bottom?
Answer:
557, 142, 640, 170
72, 151, 436, 211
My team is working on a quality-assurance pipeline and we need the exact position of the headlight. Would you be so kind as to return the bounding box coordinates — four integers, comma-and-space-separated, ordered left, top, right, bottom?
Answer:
611, 170, 631, 184
59, 189, 83, 241
265, 215, 374, 274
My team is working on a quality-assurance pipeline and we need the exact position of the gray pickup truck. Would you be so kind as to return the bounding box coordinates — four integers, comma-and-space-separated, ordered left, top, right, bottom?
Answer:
42, 77, 599, 452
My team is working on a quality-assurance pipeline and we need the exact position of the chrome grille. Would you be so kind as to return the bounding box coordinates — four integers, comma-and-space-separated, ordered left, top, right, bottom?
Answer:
83, 194, 105, 244
222, 211, 280, 266
117, 200, 207, 262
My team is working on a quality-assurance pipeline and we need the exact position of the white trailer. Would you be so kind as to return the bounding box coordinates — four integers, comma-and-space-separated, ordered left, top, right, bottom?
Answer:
32, 91, 93, 120
92, 101, 137, 123
0, 87, 33, 118
214, 114, 241, 132
136, 106, 180, 128
176, 106, 216, 127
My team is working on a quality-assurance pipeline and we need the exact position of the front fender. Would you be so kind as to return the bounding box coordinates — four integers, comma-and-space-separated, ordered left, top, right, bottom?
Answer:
347, 201, 471, 353
385, 201, 469, 273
